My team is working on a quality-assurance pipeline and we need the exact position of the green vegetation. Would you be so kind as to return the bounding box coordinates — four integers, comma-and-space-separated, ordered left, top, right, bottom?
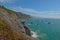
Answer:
0, 20, 15, 39
0, 5, 14, 14
0, 20, 6, 35
0, 20, 6, 27
0, 11, 1, 14
4, 8, 14, 14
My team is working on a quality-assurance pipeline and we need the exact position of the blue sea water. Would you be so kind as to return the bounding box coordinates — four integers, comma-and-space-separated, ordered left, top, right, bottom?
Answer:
25, 17, 60, 40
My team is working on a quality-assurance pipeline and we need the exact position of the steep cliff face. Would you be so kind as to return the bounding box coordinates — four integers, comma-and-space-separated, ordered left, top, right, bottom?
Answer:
0, 6, 36, 40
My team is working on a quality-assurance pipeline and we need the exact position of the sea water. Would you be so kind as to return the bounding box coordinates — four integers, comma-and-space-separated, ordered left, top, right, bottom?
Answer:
25, 17, 60, 40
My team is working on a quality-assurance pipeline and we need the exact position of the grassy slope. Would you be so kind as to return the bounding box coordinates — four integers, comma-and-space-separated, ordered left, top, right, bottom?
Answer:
0, 18, 15, 40
0, 6, 34, 40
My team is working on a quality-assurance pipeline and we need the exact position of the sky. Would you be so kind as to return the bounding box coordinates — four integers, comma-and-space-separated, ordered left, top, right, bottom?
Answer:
0, 0, 60, 18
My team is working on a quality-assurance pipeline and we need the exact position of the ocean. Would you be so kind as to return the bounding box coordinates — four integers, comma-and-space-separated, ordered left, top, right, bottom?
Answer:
25, 17, 60, 40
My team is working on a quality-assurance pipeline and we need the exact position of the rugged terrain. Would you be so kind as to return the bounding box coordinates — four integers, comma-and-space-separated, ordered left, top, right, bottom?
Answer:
0, 6, 36, 40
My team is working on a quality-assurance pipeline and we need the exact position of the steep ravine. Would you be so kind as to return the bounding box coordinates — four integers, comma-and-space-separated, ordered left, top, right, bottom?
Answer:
0, 6, 37, 40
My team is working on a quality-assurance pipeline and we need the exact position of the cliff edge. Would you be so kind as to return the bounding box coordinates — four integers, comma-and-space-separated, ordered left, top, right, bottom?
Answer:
0, 6, 37, 40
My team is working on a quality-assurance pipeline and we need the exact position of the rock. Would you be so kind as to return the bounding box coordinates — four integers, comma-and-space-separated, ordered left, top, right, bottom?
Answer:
24, 26, 31, 36
48, 22, 51, 24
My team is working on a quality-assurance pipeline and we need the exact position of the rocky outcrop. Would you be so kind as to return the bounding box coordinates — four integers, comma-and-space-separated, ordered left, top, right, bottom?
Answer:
0, 6, 37, 40
21, 21, 31, 36
15, 12, 31, 20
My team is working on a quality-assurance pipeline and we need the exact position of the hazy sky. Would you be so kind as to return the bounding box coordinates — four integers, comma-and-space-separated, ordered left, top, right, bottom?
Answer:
0, 0, 60, 18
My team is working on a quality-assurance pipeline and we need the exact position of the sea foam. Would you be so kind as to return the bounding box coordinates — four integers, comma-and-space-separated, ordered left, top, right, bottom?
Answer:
31, 31, 38, 38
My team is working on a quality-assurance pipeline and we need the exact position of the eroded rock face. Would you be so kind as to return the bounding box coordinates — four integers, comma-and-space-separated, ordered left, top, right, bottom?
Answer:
0, 6, 37, 40
24, 26, 31, 36
21, 21, 31, 36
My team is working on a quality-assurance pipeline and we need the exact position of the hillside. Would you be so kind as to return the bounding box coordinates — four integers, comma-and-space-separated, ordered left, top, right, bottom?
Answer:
0, 5, 36, 40
0, 5, 31, 20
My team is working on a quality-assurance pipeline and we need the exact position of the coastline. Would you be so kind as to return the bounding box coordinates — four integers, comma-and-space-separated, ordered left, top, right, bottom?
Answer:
0, 6, 38, 40
21, 20, 38, 40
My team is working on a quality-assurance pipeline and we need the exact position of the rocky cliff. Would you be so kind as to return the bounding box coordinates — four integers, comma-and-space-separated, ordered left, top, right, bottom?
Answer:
0, 6, 36, 40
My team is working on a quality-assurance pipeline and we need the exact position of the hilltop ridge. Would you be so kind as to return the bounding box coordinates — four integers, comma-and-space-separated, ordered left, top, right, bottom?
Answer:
0, 5, 31, 19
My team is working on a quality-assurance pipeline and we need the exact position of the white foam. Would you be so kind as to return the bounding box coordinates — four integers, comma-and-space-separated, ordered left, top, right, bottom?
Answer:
31, 31, 38, 38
